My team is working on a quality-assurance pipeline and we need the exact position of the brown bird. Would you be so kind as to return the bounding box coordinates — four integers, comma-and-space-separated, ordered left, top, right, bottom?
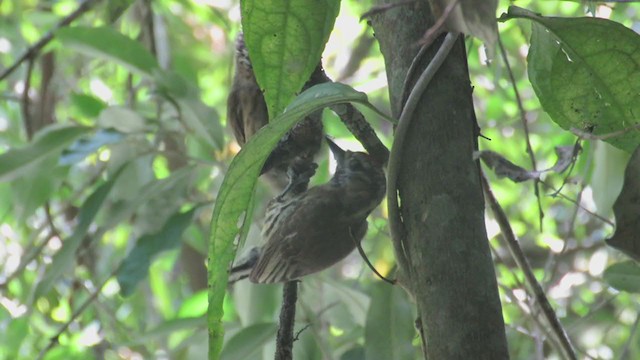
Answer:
227, 33, 324, 177
229, 138, 386, 283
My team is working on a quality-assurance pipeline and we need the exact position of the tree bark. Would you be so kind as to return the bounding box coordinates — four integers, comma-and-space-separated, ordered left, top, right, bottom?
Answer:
370, 2, 509, 359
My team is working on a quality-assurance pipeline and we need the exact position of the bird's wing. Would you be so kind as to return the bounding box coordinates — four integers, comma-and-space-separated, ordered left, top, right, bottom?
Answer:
249, 188, 354, 283
227, 88, 246, 145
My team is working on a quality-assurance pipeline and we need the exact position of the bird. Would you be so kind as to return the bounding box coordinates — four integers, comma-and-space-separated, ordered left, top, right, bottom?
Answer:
229, 137, 386, 283
227, 33, 324, 179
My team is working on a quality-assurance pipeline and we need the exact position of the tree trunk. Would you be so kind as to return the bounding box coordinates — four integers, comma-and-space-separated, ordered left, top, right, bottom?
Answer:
370, 2, 509, 359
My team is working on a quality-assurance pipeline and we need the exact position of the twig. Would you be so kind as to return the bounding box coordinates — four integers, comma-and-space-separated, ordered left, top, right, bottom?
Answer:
314, 70, 390, 165
539, 180, 614, 227
546, 139, 582, 197
418, 0, 460, 46
0, 227, 59, 290
292, 324, 311, 341
481, 171, 577, 360
275, 281, 298, 360
36, 267, 118, 360
617, 310, 639, 360
387, 32, 459, 279
0, 0, 100, 82
349, 228, 395, 284
498, 34, 544, 231
571, 124, 640, 141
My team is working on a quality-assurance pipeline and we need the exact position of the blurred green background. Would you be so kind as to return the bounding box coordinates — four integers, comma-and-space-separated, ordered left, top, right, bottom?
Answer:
0, 0, 638, 359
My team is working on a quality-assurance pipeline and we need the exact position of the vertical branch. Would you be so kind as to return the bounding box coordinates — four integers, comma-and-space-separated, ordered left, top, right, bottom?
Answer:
497, 34, 544, 230
21, 58, 36, 139
481, 171, 577, 360
275, 281, 298, 360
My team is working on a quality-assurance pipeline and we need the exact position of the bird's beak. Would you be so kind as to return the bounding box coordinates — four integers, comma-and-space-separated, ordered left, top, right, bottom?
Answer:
325, 137, 346, 164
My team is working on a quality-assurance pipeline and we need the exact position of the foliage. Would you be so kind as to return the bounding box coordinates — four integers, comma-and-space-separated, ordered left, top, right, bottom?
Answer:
0, 1, 638, 359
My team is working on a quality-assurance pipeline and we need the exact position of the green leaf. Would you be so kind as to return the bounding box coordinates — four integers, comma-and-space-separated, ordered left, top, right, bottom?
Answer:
207, 82, 372, 357
154, 70, 224, 150
0, 124, 91, 182
607, 145, 640, 260
220, 323, 278, 360
12, 154, 66, 220
104, 0, 136, 22
179, 98, 224, 150
603, 261, 640, 293
177, 290, 208, 318
59, 129, 124, 165
56, 26, 159, 75
97, 106, 149, 133
241, 0, 340, 117
117, 208, 198, 296
0, 317, 28, 359
70, 93, 107, 118
500, 6, 640, 152
364, 283, 415, 360
34, 166, 125, 299
127, 317, 206, 345
102, 165, 193, 232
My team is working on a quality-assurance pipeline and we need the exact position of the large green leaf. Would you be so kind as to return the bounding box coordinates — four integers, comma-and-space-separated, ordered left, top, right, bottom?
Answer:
241, 0, 340, 117
603, 261, 640, 293
500, 6, 640, 152
0, 124, 91, 182
56, 26, 159, 75
364, 283, 415, 360
34, 166, 125, 299
117, 207, 198, 296
207, 82, 376, 358
220, 323, 278, 360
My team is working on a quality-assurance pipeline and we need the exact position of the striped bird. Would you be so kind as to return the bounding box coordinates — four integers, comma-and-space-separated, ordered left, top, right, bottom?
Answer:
230, 138, 386, 283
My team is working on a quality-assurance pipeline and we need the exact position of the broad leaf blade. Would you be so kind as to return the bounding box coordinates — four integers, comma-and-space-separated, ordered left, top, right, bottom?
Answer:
241, 0, 340, 117
220, 323, 278, 360
0, 124, 91, 182
117, 208, 198, 296
56, 26, 159, 75
34, 166, 125, 299
607, 145, 640, 260
364, 283, 415, 360
207, 83, 370, 358
501, 6, 640, 152
603, 261, 640, 293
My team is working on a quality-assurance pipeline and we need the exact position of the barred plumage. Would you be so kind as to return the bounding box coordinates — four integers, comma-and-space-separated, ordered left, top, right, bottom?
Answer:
227, 33, 324, 177
229, 138, 386, 284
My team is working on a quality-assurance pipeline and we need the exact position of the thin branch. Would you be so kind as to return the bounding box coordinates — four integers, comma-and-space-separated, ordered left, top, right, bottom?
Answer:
418, 0, 460, 46
539, 180, 614, 227
0, 0, 100, 82
387, 32, 459, 279
275, 281, 298, 360
617, 310, 640, 360
571, 124, 640, 141
313, 70, 390, 165
349, 229, 395, 284
481, 171, 577, 360
36, 267, 118, 360
498, 33, 544, 230
0, 226, 59, 290
21, 57, 35, 139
